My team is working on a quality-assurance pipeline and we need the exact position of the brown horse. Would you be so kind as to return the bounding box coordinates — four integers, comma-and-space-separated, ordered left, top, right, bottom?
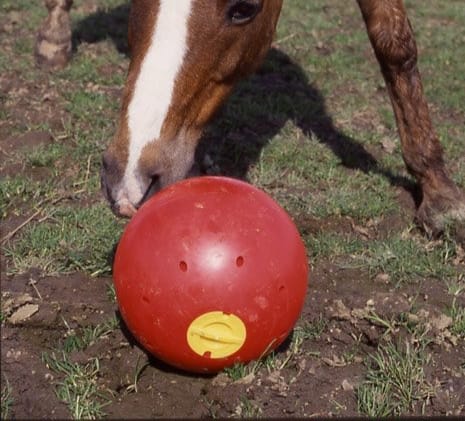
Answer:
36, 0, 465, 241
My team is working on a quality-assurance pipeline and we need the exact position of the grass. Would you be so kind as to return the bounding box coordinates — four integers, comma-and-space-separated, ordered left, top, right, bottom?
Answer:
224, 315, 326, 381
125, 357, 150, 394
27, 143, 68, 169
1, 377, 13, 420
2, 0, 462, 283
59, 45, 126, 88
42, 352, 110, 420
224, 363, 249, 382
293, 315, 327, 342
62, 316, 119, 353
357, 339, 435, 416
236, 397, 262, 418
4, 204, 123, 276
304, 231, 365, 260
0, 176, 57, 219
223, 350, 277, 382
306, 226, 455, 288
106, 283, 117, 303
290, 315, 327, 356
447, 297, 465, 338
41, 317, 119, 419
354, 234, 458, 284
249, 133, 399, 221
445, 277, 465, 338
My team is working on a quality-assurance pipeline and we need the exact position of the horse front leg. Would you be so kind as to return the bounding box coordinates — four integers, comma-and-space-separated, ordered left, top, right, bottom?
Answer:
35, 0, 73, 69
357, 0, 465, 241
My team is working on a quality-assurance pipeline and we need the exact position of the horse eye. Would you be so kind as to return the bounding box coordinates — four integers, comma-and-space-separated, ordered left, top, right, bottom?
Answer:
227, 0, 261, 25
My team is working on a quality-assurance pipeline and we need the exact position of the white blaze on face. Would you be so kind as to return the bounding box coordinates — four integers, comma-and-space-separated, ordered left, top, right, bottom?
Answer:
117, 0, 193, 207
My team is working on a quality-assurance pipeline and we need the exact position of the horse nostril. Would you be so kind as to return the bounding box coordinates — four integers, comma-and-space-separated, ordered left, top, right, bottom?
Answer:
102, 151, 111, 171
100, 166, 112, 203
102, 150, 123, 175
140, 175, 161, 205
100, 151, 122, 204
101, 150, 124, 185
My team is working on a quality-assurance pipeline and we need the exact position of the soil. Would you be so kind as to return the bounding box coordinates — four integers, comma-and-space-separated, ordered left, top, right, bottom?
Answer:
1, 2, 465, 419
2, 256, 465, 418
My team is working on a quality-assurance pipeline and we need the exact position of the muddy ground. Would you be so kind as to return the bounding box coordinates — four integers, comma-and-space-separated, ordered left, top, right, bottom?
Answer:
2, 251, 465, 418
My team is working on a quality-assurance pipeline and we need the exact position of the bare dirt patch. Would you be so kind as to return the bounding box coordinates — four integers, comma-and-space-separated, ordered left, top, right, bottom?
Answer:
2, 260, 464, 417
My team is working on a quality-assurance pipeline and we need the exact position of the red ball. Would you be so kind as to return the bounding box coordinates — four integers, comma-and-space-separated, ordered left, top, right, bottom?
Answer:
113, 176, 309, 373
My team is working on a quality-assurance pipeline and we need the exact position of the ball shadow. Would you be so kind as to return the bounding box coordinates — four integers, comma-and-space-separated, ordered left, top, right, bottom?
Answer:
114, 307, 295, 378
114, 309, 216, 378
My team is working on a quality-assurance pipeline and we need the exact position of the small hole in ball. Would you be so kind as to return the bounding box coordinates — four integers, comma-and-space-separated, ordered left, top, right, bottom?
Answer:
142, 295, 150, 303
179, 261, 188, 272
279, 285, 285, 292
236, 256, 244, 267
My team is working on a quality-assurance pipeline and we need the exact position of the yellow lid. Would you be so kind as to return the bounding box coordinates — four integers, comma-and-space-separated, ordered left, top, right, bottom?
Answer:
187, 311, 246, 358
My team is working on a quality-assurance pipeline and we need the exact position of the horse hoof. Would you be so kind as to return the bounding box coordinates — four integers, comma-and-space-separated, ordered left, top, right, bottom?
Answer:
35, 0, 73, 70
35, 41, 72, 70
416, 187, 465, 246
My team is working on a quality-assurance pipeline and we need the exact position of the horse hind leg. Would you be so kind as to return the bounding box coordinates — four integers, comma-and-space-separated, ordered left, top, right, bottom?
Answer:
35, 0, 73, 69
357, 0, 465, 243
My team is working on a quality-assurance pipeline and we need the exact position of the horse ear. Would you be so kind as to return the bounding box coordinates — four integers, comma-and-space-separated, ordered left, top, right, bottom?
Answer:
226, 0, 262, 25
